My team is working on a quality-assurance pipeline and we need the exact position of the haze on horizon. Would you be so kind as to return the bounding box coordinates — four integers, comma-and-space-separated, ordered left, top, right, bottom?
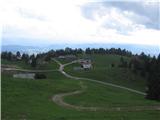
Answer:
1, 0, 160, 47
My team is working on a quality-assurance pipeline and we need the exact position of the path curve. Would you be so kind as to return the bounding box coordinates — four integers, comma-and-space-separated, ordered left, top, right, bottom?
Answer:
52, 80, 160, 112
52, 59, 160, 111
3, 61, 159, 111
53, 59, 146, 95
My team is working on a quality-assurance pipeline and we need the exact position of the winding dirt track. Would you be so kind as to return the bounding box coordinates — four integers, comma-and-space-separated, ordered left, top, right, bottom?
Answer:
53, 59, 146, 95
3, 61, 160, 111
52, 59, 160, 111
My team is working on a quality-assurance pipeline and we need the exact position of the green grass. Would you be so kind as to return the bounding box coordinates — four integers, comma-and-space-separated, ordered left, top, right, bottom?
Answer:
1, 59, 32, 69
56, 58, 77, 64
2, 72, 80, 120
64, 81, 159, 108
65, 54, 146, 92
2, 54, 160, 120
2, 73, 160, 120
36, 60, 59, 70
1, 59, 59, 70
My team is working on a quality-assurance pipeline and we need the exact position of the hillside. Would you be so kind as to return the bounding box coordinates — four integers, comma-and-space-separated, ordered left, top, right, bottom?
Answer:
65, 54, 146, 92
1, 54, 160, 120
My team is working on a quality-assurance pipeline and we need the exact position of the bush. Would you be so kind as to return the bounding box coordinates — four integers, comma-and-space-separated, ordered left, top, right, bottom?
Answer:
34, 73, 47, 79
111, 63, 115, 67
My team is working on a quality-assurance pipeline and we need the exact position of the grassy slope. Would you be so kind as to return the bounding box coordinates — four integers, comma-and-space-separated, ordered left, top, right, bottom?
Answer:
64, 81, 159, 107
2, 56, 160, 120
1, 59, 59, 70
2, 73, 160, 120
56, 58, 77, 64
2, 72, 80, 120
36, 61, 59, 70
2, 59, 32, 69
65, 54, 146, 92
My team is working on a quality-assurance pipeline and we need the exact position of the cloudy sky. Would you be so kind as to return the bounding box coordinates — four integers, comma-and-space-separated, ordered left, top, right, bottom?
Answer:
1, 0, 160, 46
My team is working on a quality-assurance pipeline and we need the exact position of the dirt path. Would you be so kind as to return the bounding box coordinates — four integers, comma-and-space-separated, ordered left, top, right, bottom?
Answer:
53, 59, 146, 95
52, 59, 160, 111
3, 60, 159, 111
53, 89, 160, 111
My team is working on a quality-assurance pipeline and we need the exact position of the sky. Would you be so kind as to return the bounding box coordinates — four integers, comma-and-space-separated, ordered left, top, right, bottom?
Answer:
1, 0, 160, 46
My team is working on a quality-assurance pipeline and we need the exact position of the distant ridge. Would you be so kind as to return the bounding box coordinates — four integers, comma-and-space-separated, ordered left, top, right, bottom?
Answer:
1, 45, 45, 55
1, 44, 160, 56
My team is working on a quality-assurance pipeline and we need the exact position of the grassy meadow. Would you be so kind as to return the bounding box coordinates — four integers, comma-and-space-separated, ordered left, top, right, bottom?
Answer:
1, 58, 59, 70
1, 54, 160, 120
65, 54, 146, 92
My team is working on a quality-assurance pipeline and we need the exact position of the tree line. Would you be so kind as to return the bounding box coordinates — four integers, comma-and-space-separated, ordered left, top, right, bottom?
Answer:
118, 52, 160, 101
1, 47, 132, 62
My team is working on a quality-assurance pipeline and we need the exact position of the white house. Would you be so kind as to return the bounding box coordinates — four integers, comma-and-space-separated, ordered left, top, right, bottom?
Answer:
82, 63, 92, 69
16, 56, 22, 60
80, 59, 92, 70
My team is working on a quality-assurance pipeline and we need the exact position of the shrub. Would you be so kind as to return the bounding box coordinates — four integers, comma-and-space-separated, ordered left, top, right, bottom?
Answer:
34, 73, 47, 79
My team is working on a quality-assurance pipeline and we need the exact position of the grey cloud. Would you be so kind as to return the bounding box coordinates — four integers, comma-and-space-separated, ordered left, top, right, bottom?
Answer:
81, 2, 101, 20
81, 1, 160, 30
105, 1, 159, 30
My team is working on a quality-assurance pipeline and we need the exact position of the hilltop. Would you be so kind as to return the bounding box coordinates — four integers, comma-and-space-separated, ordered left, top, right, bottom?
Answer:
1, 48, 160, 120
